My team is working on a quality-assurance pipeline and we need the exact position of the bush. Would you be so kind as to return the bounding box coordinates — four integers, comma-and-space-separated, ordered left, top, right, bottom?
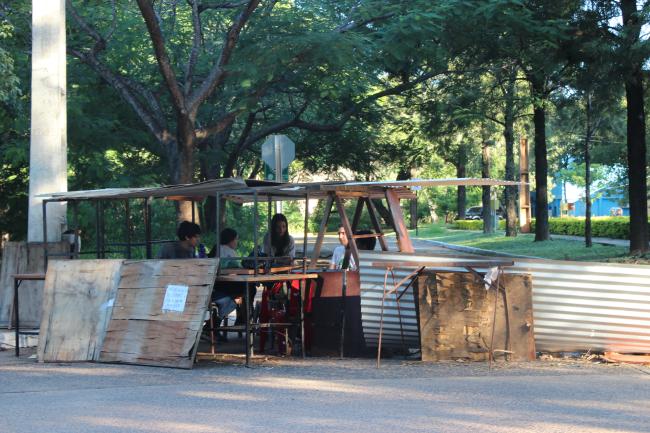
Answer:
453, 216, 635, 239
452, 219, 506, 230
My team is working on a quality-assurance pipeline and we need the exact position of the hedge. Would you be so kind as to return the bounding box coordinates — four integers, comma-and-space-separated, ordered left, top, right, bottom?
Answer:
451, 216, 635, 239
453, 219, 506, 230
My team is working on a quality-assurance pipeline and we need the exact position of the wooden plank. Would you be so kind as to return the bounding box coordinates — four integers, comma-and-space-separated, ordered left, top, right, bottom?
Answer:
98, 259, 217, 369
38, 260, 123, 362
335, 195, 360, 273
365, 199, 389, 251
351, 198, 364, 232
119, 259, 218, 277
384, 189, 414, 253
0, 241, 69, 328
100, 320, 200, 369
417, 271, 534, 362
310, 194, 334, 268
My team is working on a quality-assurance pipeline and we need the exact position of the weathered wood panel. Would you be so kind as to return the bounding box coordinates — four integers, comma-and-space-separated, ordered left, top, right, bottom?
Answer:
99, 259, 217, 369
0, 241, 68, 328
38, 260, 123, 362
418, 271, 535, 362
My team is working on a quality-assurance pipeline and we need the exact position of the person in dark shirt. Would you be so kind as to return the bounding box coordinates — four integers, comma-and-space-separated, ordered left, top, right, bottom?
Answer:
157, 221, 201, 259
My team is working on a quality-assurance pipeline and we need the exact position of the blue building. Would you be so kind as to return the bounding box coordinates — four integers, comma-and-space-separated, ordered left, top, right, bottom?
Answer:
573, 186, 629, 217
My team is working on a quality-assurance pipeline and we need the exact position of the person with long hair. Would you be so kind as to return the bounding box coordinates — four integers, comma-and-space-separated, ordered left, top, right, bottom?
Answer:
262, 213, 295, 265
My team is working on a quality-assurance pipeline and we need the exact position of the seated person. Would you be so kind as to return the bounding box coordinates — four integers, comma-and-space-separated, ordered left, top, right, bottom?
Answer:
209, 228, 244, 324
330, 225, 357, 271
261, 213, 295, 266
157, 221, 201, 259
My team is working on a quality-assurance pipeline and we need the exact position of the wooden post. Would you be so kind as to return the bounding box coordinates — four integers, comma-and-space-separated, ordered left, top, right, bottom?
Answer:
335, 195, 360, 270
310, 194, 334, 268
365, 199, 389, 251
384, 189, 414, 253
519, 137, 532, 233
351, 198, 364, 232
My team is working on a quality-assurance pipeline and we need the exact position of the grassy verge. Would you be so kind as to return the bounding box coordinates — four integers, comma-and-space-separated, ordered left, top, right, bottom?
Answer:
410, 223, 630, 262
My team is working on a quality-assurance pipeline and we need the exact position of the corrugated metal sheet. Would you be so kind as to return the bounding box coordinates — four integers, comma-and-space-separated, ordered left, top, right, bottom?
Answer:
360, 248, 650, 354
509, 258, 650, 353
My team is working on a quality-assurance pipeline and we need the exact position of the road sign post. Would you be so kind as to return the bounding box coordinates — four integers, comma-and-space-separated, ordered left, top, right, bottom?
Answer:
262, 135, 295, 212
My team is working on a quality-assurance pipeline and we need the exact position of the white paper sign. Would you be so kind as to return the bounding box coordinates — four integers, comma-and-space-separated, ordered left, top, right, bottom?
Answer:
162, 284, 189, 312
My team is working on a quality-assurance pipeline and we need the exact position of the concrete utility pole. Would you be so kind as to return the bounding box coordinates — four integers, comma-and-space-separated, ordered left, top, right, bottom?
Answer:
28, 0, 67, 242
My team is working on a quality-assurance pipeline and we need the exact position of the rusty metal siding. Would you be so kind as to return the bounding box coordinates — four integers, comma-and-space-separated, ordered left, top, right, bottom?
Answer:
359, 248, 650, 354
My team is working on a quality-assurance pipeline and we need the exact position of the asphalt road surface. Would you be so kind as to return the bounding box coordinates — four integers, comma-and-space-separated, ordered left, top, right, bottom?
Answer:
1, 350, 648, 433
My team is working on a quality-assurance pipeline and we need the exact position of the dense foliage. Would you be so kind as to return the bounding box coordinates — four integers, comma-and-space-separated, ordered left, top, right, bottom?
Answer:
0, 1, 648, 253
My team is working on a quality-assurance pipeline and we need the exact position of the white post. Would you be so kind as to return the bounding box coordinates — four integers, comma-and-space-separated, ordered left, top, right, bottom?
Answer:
28, 0, 67, 242
274, 135, 282, 214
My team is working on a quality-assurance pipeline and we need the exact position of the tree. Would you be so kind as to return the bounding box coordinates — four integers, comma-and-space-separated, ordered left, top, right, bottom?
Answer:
619, 0, 649, 253
67, 1, 449, 223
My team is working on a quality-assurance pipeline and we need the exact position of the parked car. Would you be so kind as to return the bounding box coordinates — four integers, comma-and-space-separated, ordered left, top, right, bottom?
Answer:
464, 206, 505, 220
465, 206, 483, 220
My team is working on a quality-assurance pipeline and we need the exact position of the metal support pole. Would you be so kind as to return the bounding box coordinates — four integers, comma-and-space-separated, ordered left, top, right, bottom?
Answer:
191, 200, 195, 223
303, 194, 309, 272
245, 281, 251, 367
95, 200, 101, 259
339, 269, 347, 359
377, 267, 390, 368
42, 200, 48, 269
125, 200, 132, 259
99, 201, 105, 259
144, 198, 152, 259
300, 278, 305, 359
13, 279, 19, 357
253, 191, 259, 272
72, 201, 79, 257
215, 192, 221, 258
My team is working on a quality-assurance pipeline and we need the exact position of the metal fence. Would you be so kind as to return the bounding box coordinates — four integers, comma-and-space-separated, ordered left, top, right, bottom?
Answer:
359, 250, 650, 353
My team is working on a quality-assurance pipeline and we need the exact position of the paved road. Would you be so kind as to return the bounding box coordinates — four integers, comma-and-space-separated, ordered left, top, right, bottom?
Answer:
1, 350, 649, 433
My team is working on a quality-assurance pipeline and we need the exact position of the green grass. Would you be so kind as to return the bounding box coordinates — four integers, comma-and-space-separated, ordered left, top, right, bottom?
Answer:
411, 223, 630, 262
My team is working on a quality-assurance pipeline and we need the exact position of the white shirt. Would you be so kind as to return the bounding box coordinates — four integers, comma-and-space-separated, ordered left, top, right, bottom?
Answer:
330, 245, 356, 270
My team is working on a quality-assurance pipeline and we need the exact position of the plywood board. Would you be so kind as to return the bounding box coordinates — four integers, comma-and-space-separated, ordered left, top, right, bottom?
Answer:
417, 271, 534, 362
38, 260, 123, 362
99, 259, 217, 369
0, 241, 69, 328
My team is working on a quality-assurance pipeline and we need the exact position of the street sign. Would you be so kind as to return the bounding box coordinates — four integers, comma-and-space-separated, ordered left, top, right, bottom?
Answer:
264, 165, 289, 182
262, 135, 295, 176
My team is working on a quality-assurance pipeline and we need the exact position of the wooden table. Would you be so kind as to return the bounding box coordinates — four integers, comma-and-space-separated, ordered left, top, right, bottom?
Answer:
369, 260, 514, 368
11, 273, 46, 357
213, 272, 319, 366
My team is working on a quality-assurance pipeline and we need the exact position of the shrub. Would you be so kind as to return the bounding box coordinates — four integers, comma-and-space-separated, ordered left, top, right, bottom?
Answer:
452, 219, 506, 230
453, 216, 635, 239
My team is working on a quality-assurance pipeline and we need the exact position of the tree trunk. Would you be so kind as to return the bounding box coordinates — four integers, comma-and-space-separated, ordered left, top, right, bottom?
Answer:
584, 93, 593, 248
621, 0, 649, 254
456, 148, 467, 220
503, 78, 518, 237
176, 115, 197, 223
531, 77, 549, 241
482, 142, 494, 234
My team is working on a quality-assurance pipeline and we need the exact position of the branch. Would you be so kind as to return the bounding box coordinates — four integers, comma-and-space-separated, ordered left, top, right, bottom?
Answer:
68, 48, 171, 148
66, 0, 106, 54
194, 1, 248, 13
335, 12, 395, 33
293, 71, 439, 132
184, 0, 202, 95
195, 109, 242, 140
188, 0, 260, 111
137, 0, 187, 114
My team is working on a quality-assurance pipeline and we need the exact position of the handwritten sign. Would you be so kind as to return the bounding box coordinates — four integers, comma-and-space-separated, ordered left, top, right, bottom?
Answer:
162, 284, 189, 312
